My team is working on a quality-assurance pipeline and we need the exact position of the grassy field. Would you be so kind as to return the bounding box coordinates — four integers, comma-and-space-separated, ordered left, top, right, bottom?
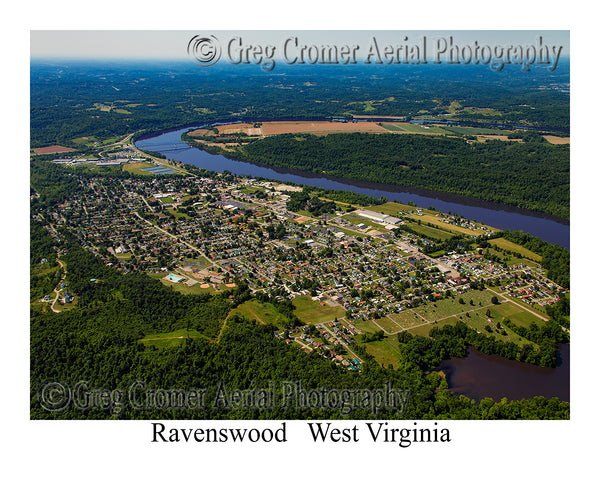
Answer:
489, 238, 542, 262
371, 315, 404, 333
482, 247, 541, 268
403, 290, 545, 346
487, 287, 551, 321
166, 207, 190, 219
72, 136, 98, 146
405, 221, 455, 241
388, 310, 428, 330
408, 212, 490, 236
440, 125, 511, 136
407, 308, 536, 347
362, 337, 403, 368
123, 161, 156, 176
139, 328, 211, 348
413, 290, 496, 321
488, 302, 546, 328
158, 277, 235, 296
292, 295, 346, 324
230, 299, 287, 325
381, 123, 449, 135
369, 201, 417, 215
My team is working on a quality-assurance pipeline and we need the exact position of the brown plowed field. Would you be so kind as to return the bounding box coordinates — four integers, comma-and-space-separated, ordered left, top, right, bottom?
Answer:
260, 121, 388, 135
33, 145, 77, 154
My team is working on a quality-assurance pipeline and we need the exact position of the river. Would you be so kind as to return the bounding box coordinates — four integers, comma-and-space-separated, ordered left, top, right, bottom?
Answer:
136, 126, 569, 249
438, 344, 570, 402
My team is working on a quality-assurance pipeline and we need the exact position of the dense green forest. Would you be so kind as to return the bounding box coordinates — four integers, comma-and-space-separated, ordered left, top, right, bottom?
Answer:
30, 62, 569, 148
214, 133, 569, 218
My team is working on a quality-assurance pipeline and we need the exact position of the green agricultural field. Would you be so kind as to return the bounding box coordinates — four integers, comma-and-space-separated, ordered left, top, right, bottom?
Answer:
380, 123, 405, 132
489, 238, 542, 262
292, 295, 346, 324
405, 221, 455, 241
381, 123, 449, 135
230, 299, 287, 325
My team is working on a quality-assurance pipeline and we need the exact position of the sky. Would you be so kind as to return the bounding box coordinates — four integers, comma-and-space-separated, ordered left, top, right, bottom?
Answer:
30, 30, 569, 60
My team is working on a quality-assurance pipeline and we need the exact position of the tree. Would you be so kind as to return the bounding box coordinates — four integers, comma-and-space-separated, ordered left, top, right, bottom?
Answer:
491, 296, 499, 305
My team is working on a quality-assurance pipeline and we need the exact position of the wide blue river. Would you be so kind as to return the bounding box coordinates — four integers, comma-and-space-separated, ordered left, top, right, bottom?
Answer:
136, 126, 569, 249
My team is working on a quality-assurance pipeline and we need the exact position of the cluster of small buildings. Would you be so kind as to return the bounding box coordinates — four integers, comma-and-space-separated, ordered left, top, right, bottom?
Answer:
42, 167, 564, 345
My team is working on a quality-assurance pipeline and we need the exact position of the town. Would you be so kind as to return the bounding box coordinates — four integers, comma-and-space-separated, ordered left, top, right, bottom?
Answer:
32, 146, 566, 371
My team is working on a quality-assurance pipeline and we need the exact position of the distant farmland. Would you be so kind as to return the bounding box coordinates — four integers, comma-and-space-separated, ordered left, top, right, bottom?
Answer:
193, 120, 532, 141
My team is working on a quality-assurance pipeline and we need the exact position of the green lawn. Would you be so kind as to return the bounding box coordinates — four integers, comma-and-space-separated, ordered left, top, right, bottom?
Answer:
292, 295, 346, 324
